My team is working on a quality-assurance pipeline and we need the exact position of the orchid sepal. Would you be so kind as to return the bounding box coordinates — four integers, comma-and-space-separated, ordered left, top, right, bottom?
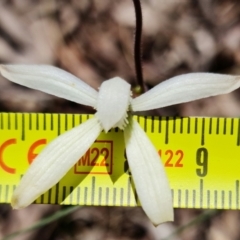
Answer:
132, 73, 240, 111
11, 116, 102, 209
0, 64, 98, 107
124, 117, 173, 225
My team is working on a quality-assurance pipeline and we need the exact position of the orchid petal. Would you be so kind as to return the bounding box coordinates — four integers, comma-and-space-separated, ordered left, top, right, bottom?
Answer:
11, 117, 102, 209
124, 118, 173, 225
96, 77, 131, 132
132, 73, 240, 111
0, 64, 98, 107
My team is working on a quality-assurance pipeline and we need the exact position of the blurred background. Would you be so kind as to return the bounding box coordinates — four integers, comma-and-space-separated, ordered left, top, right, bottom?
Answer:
1, 0, 240, 239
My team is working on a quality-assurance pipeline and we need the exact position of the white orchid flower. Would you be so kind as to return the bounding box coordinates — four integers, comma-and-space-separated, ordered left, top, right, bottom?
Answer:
1, 65, 240, 226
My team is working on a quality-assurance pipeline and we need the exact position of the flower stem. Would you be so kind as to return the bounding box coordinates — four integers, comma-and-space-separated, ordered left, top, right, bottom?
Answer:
132, 0, 145, 93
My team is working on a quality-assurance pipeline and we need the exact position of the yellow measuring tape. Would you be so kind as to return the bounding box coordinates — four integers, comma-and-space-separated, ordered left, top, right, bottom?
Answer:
0, 112, 240, 209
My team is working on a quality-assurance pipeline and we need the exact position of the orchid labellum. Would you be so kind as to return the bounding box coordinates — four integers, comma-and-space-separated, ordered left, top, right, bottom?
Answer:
1, 64, 240, 225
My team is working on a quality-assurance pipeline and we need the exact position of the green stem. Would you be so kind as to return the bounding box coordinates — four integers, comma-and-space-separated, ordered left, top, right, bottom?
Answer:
2, 206, 80, 240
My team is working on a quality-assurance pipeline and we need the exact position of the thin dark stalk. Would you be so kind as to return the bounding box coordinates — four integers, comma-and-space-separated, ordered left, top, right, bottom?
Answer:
132, 0, 145, 93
